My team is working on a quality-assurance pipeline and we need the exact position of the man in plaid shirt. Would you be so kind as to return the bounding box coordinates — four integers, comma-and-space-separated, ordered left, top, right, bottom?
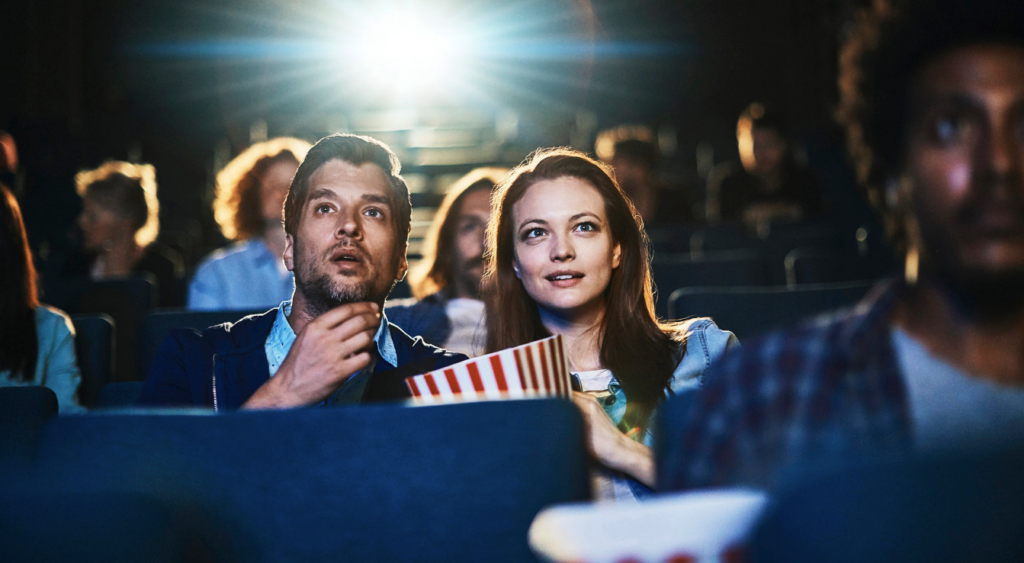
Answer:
666, 0, 1024, 491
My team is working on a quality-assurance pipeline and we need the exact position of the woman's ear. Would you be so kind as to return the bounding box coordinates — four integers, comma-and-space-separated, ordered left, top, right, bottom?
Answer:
513, 259, 521, 279
612, 243, 621, 269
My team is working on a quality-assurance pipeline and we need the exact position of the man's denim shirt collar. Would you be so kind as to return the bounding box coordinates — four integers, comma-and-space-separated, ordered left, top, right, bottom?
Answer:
265, 300, 397, 380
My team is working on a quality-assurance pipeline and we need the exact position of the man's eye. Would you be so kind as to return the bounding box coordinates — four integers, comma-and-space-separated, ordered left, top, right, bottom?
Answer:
365, 208, 383, 218
932, 113, 975, 144
315, 204, 333, 214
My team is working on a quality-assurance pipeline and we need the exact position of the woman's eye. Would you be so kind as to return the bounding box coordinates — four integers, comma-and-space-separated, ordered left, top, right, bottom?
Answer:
523, 227, 545, 239
575, 221, 597, 232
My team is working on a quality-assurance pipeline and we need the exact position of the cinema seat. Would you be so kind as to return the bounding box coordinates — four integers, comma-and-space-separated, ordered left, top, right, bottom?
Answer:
29, 399, 590, 563
652, 251, 773, 318
0, 489, 244, 563
653, 390, 700, 492
751, 453, 1024, 563
70, 313, 115, 408
668, 281, 874, 340
0, 386, 58, 470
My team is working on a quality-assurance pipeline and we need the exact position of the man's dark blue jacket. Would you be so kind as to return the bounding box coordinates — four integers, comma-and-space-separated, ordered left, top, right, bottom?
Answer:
138, 308, 467, 410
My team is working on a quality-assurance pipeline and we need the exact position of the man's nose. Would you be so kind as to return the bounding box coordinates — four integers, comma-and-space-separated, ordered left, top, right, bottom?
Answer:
335, 208, 361, 238
980, 119, 1024, 189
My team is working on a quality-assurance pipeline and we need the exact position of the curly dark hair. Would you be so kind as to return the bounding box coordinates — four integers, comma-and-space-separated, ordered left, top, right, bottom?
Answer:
836, 0, 1024, 252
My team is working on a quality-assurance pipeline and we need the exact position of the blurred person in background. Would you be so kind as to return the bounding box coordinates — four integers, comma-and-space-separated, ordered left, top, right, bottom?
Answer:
0, 184, 83, 413
708, 103, 824, 235
386, 167, 506, 356
70, 161, 181, 307
188, 137, 311, 311
484, 148, 737, 502
596, 125, 695, 226
0, 130, 17, 191
667, 0, 1024, 492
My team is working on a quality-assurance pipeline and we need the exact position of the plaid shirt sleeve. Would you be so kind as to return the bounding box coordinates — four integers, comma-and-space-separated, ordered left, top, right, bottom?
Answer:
664, 281, 913, 491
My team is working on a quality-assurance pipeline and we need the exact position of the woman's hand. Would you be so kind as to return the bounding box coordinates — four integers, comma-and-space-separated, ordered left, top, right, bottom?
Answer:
572, 391, 656, 487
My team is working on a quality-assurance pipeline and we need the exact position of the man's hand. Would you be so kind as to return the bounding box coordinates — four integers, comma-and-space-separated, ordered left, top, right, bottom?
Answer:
243, 303, 380, 409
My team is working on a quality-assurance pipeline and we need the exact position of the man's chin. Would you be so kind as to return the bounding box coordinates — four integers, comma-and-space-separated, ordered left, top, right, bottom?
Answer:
936, 266, 1024, 323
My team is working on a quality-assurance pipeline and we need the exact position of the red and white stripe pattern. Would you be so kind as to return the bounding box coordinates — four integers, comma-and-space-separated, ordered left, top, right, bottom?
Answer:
405, 335, 571, 404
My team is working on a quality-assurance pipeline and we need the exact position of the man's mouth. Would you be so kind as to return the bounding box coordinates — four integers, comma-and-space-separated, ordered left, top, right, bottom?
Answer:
330, 248, 363, 263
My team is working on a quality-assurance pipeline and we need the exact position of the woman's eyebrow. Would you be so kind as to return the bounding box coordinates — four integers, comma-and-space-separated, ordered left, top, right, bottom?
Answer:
518, 218, 548, 231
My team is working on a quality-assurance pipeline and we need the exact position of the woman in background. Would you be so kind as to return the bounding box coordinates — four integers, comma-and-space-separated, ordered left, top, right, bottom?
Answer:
484, 148, 737, 501
188, 137, 311, 311
75, 161, 180, 307
0, 184, 83, 413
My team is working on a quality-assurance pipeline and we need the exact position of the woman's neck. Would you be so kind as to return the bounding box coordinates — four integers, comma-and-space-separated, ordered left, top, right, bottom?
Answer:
539, 303, 605, 372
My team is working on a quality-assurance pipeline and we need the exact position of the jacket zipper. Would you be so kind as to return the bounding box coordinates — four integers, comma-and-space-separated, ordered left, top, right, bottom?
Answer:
212, 354, 219, 412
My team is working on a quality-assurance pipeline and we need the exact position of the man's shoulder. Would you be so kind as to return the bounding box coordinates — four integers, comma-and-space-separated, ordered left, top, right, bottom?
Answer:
166, 308, 279, 356
388, 322, 468, 367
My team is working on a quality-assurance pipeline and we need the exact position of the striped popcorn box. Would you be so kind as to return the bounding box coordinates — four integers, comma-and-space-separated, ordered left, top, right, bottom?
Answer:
405, 334, 571, 405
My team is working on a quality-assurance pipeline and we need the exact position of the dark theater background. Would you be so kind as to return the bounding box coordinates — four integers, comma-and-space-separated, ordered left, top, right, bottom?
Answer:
1, 0, 873, 276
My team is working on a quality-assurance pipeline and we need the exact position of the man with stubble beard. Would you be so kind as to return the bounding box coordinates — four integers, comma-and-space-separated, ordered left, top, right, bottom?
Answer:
140, 134, 467, 410
387, 168, 507, 357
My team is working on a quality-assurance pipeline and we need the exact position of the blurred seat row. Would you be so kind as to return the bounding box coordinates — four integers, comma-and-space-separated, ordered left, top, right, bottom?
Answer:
6, 384, 1024, 562
60, 222, 895, 398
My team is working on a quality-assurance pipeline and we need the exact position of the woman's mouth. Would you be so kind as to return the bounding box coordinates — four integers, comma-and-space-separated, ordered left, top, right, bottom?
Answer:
545, 271, 584, 287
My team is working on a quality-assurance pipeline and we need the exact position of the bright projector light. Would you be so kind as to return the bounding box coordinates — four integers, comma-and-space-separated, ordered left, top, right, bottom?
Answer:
344, 12, 471, 98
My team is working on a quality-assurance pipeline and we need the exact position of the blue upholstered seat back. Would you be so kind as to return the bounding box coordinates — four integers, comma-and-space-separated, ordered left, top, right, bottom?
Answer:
29, 400, 588, 562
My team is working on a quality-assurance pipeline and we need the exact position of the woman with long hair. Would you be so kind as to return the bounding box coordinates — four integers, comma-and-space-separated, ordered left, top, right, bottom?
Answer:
484, 148, 736, 501
189, 137, 311, 311
0, 184, 83, 412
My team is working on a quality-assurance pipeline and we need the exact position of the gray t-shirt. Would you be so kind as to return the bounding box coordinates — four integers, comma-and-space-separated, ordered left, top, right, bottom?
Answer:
891, 328, 1024, 452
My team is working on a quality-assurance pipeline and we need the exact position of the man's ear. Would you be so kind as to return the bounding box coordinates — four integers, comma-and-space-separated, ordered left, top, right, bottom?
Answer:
283, 233, 295, 272
612, 242, 621, 269
396, 246, 409, 282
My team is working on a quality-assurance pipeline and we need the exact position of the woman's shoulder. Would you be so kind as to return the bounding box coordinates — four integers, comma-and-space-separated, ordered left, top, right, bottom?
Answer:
35, 304, 75, 337
665, 317, 739, 392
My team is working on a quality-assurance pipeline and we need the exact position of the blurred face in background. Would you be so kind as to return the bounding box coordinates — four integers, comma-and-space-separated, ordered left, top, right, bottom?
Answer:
451, 187, 491, 299
77, 194, 133, 252
512, 176, 621, 322
749, 127, 788, 179
260, 158, 299, 226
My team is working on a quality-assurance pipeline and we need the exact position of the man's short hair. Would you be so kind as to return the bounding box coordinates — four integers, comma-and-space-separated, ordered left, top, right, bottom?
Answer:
595, 125, 657, 168
283, 134, 411, 252
836, 0, 1024, 251
737, 102, 790, 140
76, 161, 160, 248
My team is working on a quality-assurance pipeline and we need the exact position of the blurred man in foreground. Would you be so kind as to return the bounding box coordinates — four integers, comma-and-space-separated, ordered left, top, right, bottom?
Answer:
668, 0, 1024, 491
